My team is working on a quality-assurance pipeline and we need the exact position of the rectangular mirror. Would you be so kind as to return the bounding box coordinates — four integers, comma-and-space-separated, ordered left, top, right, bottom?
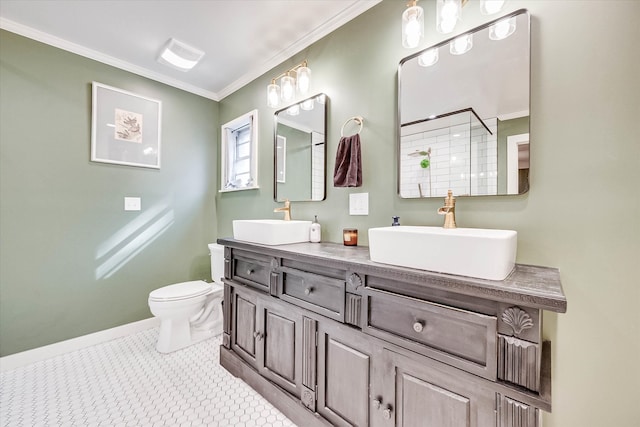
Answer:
274, 94, 327, 202
398, 9, 530, 198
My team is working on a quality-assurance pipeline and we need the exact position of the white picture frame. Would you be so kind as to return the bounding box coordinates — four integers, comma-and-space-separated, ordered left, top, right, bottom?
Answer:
91, 82, 162, 169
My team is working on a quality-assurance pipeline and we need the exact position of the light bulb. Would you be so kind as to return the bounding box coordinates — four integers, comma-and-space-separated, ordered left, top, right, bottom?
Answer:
281, 75, 295, 102
267, 83, 280, 108
300, 99, 315, 111
296, 66, 311, 94
489, 17, 516, 40
402, 5, 424, 48
450, 34, 473, 55
418, 48, 439, 67
480, 0, 505, 15
436, 0, 461, 34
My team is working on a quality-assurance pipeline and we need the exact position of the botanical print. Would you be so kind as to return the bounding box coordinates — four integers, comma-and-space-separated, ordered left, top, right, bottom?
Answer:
114, 108, 143, 143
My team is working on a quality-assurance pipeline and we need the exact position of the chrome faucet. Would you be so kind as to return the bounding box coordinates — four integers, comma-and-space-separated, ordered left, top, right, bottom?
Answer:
437, 190, 456, 229
274, 199, 292, 221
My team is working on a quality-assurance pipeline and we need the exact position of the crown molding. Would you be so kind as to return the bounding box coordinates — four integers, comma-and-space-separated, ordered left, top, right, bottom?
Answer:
1, 0, 382, 102
216, 0, 383, 100
0, 17, 219, 100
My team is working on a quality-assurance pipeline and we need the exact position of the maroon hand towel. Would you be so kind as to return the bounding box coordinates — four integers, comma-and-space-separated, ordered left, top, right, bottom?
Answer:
333, 133, 362, 187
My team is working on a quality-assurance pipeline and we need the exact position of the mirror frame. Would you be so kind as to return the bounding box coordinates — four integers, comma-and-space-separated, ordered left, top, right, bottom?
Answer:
397, 9, 530, 198
273, 93, 328, 202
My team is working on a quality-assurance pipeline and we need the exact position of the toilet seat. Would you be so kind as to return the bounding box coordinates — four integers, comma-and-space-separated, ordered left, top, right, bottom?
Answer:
149, 280, 211, 302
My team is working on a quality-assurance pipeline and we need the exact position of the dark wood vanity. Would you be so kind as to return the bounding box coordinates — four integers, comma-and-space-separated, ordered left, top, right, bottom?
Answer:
218, 238, 567, 427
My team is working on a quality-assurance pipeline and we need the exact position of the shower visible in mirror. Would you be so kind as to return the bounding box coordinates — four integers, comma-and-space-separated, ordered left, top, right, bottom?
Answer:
274, 94, 327, 202
398, 9, 530, 198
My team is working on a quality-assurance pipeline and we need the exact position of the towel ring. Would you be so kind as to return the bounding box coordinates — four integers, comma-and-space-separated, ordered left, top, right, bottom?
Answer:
341, 116, 364, 137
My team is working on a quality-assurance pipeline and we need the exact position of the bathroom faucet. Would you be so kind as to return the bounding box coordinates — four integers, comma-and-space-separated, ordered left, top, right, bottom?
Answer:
274, 199, 292, 221
438, 190, 456, 229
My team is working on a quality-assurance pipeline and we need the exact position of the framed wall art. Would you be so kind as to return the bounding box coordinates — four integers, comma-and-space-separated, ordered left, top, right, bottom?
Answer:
91, 82, 162, 169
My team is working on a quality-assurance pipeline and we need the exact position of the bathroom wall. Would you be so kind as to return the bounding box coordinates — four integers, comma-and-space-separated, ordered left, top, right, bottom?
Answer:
0, 30, 220, 356
216, 1, 640, 426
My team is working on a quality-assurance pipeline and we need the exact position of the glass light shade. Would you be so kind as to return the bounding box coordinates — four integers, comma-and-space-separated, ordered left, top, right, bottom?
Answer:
296, 66, 311, 94
436, 0, 461, 34
480, 0, 506, 15
281, 75, 296, 102
267, 83, 280, 108
402, 5, 424, 48
287, 104, 300, 116
489, 17, 516, 40
450, 34, 473, 55
418, 48, 439, 67
300, 99, 315, 111
315, 94, 326, 104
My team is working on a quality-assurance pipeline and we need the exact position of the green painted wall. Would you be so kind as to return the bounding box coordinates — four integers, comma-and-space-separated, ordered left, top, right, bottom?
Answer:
217, 1, 640, 426
497, 116, 529, 194
276, 125, 312, 200
0, 30, 219, 356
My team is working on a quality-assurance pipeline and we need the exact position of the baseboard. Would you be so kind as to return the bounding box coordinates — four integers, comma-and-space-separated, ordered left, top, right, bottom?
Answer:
0, 317, 160, 372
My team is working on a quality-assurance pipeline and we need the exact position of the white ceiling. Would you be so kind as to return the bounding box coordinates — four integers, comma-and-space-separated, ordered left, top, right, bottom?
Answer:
0, 0, 382, 101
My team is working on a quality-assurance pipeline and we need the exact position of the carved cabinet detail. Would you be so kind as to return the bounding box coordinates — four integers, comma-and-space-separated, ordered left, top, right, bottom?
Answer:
218, 240, 566, 427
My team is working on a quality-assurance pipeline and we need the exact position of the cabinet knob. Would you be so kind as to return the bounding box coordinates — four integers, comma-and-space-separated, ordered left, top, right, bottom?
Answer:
372, 399, 381, 410
304, 287, 313, 295
253, 331, 263, 341
413, 321, 425, 333
247, 269, 254, 275
382, 407, 392, 420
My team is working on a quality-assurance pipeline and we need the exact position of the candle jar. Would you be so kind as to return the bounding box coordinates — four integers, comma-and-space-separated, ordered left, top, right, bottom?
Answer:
343, 228, 358, 246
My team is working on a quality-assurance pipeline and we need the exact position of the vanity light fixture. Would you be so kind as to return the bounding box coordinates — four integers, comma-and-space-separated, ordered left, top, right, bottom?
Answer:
489, 16, 516, 40
450, 34, 473, 55
418, 48, 439, 67
157, 38, 204, 72
287, 104, 300, 116
266, 60, 311, 108
300, 99, 315, 111
402, 0, 425, 49
436, 0, 507, 35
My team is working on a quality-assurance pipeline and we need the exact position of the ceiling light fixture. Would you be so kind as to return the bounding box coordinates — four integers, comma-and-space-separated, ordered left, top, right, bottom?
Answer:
402, 0, 425, 49
157, 38, 204, 72
266, 61, 311, 108
436, 0, 507, 35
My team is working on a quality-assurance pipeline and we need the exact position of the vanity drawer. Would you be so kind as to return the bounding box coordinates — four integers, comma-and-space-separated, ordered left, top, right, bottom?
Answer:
232, 251, 272, 292
364, 288, 497, 380
279, 267, 345, 322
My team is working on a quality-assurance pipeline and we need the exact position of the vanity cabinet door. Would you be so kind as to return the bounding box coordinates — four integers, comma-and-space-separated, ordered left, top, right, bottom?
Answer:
231, 286, 259, 367
381, 349, 496, 427
256, 297, 303, 397
316, 322, 386, 427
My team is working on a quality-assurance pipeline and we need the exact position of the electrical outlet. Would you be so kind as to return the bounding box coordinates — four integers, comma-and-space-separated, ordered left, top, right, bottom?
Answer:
349, 193, 369, 215
124, 197, 141, 211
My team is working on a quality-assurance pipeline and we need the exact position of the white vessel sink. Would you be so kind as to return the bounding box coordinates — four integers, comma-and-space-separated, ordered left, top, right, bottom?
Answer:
233, 220, 311, 245
368, 226, 517, 280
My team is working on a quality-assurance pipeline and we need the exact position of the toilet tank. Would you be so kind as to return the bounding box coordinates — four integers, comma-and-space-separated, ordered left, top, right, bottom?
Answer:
208, 243, 225, 284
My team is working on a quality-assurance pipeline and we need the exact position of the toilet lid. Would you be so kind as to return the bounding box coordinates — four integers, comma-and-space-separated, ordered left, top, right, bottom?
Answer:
149, 280, 212, 302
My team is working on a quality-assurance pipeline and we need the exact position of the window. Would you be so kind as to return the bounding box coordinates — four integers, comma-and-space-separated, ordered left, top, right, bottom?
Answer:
220, 110, 258, 191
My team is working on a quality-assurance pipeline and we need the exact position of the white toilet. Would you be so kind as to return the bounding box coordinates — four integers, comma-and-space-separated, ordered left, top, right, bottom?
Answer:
148, 243, 225, 353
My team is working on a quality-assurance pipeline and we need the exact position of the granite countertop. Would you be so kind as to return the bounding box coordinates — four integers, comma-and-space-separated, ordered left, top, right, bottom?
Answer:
218, 238, 567, 313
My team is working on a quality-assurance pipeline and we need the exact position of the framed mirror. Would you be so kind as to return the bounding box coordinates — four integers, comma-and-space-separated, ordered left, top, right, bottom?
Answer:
398, 9, 530, 198
274, 93, 327, 202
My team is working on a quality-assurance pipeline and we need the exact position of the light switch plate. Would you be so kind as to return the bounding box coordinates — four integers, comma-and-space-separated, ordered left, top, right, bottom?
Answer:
124, 197, 141, 211
349, 193, 369, 215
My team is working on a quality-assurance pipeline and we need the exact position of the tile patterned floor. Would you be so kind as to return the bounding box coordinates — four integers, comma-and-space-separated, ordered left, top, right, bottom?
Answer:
0, 329, 297, 426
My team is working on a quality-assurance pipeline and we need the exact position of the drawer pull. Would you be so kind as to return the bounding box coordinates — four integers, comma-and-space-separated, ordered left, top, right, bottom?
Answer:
372, 399, 381, 410
382, 407, 392, 420
246, 269, 254, 275
413, 321, 425, 333
304, 287, 313, 295
253, 331, 264, 341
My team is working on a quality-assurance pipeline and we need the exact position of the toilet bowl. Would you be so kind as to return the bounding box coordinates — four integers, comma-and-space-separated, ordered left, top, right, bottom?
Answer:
148, 243, 225, 353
